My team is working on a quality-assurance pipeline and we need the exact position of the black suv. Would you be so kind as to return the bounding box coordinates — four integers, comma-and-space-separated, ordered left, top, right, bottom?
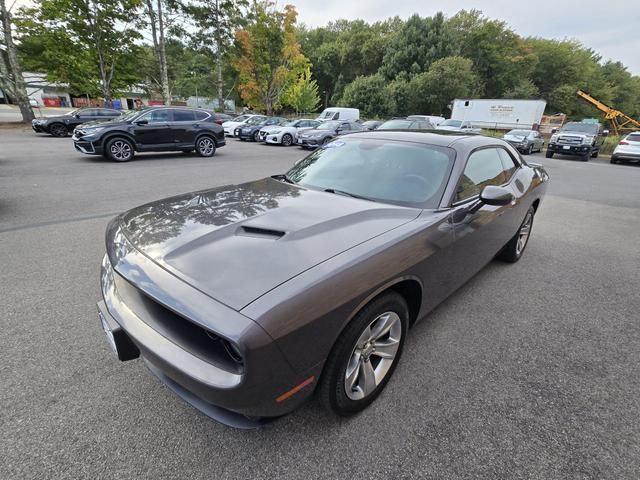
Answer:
72, 107, 225, 162
32, 107, 122, 137
546, 122, 606, 161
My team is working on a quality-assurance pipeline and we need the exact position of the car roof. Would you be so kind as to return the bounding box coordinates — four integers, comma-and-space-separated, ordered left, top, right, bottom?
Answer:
345, 130, 487, 148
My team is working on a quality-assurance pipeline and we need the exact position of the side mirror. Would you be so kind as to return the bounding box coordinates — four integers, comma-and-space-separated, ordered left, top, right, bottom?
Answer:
479, 186, 514, 206
135, 119, 149, 126
75, 114, 81, 119
551, 128, 558, 134
603, 130, 609, 137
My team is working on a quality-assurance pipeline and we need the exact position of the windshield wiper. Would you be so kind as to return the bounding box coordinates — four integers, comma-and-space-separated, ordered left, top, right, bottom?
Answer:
272, 174, 296, 184
324, 188, 375, 202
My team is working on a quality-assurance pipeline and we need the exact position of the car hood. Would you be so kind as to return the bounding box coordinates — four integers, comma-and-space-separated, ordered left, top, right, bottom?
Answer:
299, 128, 333, 137
118, 178, 420, 310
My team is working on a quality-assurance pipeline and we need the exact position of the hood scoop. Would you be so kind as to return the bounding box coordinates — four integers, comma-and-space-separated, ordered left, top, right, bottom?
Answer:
238, 225, 285, 239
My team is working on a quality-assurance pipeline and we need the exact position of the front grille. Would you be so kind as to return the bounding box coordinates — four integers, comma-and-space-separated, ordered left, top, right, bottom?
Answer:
557, 135, 583, 145
114, 272, 243, 373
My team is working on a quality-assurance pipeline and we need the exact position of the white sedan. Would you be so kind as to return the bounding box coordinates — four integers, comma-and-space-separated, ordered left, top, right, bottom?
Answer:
259, 119, 321, 146
222, 114, 266, 137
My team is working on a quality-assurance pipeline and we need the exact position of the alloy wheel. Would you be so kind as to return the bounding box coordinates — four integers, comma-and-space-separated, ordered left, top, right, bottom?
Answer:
50, 124, 67, 137
344, 311, 402, 401
282, 134, 293, 146
198, 137, 215, 156
110, 140, 132, 161
516, 210, 533, 256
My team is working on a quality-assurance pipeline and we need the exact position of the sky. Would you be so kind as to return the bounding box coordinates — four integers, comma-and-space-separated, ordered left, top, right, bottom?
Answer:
287, 0, 640, 75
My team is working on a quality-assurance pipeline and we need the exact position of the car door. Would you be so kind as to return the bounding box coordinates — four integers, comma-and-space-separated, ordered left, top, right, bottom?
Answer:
446, 147, 519, 284
168, 108, 198, 146
132, 108, 173, 149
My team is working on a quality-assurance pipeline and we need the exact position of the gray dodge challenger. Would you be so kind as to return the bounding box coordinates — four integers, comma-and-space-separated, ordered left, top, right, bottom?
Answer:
98, 130, 548, 428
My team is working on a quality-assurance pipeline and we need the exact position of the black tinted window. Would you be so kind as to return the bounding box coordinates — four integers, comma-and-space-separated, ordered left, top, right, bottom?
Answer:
174, 109, 195, 122
139, 109, 171, 123
194, 110, 209, 120
100, 109, 119, 117
80, 109, 98, 117
456, 149, 508, 202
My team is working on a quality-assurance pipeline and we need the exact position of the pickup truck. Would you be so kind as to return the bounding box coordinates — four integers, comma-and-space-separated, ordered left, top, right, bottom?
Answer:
546, 122, 606, 161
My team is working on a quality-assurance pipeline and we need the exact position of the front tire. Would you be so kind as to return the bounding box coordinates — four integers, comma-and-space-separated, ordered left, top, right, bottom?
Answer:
281, 133, 293, 146
545, 150, 553, 158
525, 144, 533, 155
591, 149, 598, 158
195, 135, 216, 157
105, 137, 134, 162
498, 206, 535, 263
319, 292, 409, 416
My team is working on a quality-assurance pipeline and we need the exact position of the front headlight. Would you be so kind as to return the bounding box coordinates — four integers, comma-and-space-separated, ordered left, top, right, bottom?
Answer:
81, 126, 105, 135
582, 136, 594, 145
550, 134, 559, 143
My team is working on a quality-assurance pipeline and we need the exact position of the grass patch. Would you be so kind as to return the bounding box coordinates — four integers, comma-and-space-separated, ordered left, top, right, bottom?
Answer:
599, 136, 621, 155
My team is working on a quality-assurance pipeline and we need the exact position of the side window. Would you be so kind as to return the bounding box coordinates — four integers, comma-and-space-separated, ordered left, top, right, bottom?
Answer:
333, 112, 340, 120
80, 109, 98, 117
173, 109, 195, 122
456, 149, 508, 202
140, 109, 171, 123
194, 110, 209, 121
497, 149, 518, 180
340, 123, 350, 131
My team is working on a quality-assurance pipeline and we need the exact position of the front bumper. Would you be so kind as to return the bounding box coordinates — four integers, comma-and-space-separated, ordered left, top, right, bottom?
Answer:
505, 140, 530, 151
548, 143, 592, 155
235, 128, 257, 140
297, 137, 320, 148
98, 233, 318, 423
72, 134, 102, 155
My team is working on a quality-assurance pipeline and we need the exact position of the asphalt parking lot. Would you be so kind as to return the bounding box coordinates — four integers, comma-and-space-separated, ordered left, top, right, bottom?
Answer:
1, 128, 639, 479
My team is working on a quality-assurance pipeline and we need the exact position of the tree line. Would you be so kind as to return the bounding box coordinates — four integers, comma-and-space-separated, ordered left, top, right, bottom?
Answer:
1, 1, 639, 123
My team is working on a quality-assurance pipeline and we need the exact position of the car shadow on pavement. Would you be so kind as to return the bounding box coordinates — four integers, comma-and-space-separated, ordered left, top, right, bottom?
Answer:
77, 151, 227, 164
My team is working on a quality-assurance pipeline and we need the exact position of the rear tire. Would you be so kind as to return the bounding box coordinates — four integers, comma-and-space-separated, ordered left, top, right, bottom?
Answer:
545, 150, 553, 158
591, 149, 598, 158
195, 135, 216, 157
610, 156, 618, 164
318, 292, 409, 416
105, 137, 134, 162
49, 123, 68, 137
253, 131, 260, 142
525, 144, 533, 155
498, 206, 535, 263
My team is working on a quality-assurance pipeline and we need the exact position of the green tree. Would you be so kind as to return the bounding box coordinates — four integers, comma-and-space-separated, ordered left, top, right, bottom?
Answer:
503, 79, 540, 99
379, 13, 458, 80
0, 0, 34, 121
180, 0, 248, 109
17, 0, 143, 103
283, 67, 320, 114
410, 56, 480, 114
338, 74, 393, 118
448, 10, 536, 98
234, 3, 308, 114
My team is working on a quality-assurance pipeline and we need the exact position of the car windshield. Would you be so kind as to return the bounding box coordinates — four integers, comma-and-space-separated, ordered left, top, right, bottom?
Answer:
286, 138, 455, 208
561, 123, 599, 134
65, 109, 80, 116
507, 130, 530, 136
316, 121, 340, 130
114, 110, 141, 122
285, 121, 300, 127
378, 120, 412, 130
318, 110, 336, 119
440, 119, 462, 127
246, 116, 267, 125
232, 115, 250, 122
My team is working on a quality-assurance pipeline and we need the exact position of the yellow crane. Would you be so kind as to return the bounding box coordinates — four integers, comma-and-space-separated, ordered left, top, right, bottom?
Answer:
576, 89, 640, 136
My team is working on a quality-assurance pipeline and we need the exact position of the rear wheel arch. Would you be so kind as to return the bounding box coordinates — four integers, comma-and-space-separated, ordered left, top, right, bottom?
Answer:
195, 131, 218, 146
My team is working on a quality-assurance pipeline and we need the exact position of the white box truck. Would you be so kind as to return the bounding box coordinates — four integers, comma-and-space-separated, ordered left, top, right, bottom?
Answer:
451, 99, 546, 130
